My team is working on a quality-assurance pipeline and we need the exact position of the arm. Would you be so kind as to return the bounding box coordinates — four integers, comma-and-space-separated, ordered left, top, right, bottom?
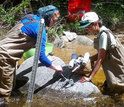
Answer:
79, 49, 106, 82
39, 27, 63, 72
39, 27, 52, 66
89, 49, 106, 80
90, 53, 98, 70
79, 31, 108, 82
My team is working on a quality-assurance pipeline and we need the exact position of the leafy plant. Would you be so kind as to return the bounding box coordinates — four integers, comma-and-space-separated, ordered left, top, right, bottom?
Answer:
92, 1, 124, 30
47, 23, 64, 42
47, 19, 85, 42
0, 0, 123, 38
0, 0, 30, 26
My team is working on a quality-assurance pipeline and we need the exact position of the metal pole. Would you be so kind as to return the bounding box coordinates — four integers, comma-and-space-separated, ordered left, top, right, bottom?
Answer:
27, 19, 44, 104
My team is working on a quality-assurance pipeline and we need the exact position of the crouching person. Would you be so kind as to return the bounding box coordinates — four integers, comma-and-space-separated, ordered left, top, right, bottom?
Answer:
0, 5, 63, 103
78, 12, 124, 93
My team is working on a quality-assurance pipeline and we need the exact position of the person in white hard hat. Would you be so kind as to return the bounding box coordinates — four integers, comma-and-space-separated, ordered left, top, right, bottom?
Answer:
78, 12, 124, 93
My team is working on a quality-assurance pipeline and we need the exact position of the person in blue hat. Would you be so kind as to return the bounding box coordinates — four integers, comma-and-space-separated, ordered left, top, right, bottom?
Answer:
78, 12, 124, 93
0, 5, 63, 102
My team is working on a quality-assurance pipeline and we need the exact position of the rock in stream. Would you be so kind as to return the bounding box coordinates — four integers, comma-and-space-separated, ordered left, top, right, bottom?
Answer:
15, 56, 100, 99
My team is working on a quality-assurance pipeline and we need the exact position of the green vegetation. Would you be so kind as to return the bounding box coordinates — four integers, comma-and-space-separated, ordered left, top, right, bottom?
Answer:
0, 0, 30, 26
92, 1, 124, 30
0, 0, 124, 41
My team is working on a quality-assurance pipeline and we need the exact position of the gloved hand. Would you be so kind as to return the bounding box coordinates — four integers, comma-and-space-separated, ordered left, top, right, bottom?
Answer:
49, 65, 63, 72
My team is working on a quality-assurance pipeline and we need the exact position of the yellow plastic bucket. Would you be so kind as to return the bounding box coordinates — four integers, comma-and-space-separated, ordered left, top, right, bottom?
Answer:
23, 43, 53, 60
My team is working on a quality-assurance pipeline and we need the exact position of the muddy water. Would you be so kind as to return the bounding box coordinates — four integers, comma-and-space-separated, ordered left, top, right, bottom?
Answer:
9, 36, 124, 107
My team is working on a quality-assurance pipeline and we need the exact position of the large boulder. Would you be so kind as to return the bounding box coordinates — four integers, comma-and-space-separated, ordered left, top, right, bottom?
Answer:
72, 35, 93, 46
54, 31, 93, 48
15, 56, 100, 99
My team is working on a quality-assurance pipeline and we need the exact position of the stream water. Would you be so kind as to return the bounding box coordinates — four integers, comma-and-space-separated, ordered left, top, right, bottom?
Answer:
6, 35, 124, 106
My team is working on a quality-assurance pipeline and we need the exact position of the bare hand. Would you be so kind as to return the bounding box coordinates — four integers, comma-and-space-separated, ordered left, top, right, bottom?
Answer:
78, 76, 91, 83
50, 65, 63, 72
54, 65, 63, 72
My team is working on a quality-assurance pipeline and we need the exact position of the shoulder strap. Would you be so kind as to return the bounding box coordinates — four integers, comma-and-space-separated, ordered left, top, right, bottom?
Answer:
21, 14, 40, 25
100, 30, 112, 47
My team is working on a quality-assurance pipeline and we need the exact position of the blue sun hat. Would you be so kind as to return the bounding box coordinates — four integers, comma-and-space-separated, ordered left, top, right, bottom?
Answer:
37, 5, 58, 26
79, 12, 99, 28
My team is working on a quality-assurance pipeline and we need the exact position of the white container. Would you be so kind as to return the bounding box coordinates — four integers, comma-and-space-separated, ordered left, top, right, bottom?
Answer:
82, 52, 90, 65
